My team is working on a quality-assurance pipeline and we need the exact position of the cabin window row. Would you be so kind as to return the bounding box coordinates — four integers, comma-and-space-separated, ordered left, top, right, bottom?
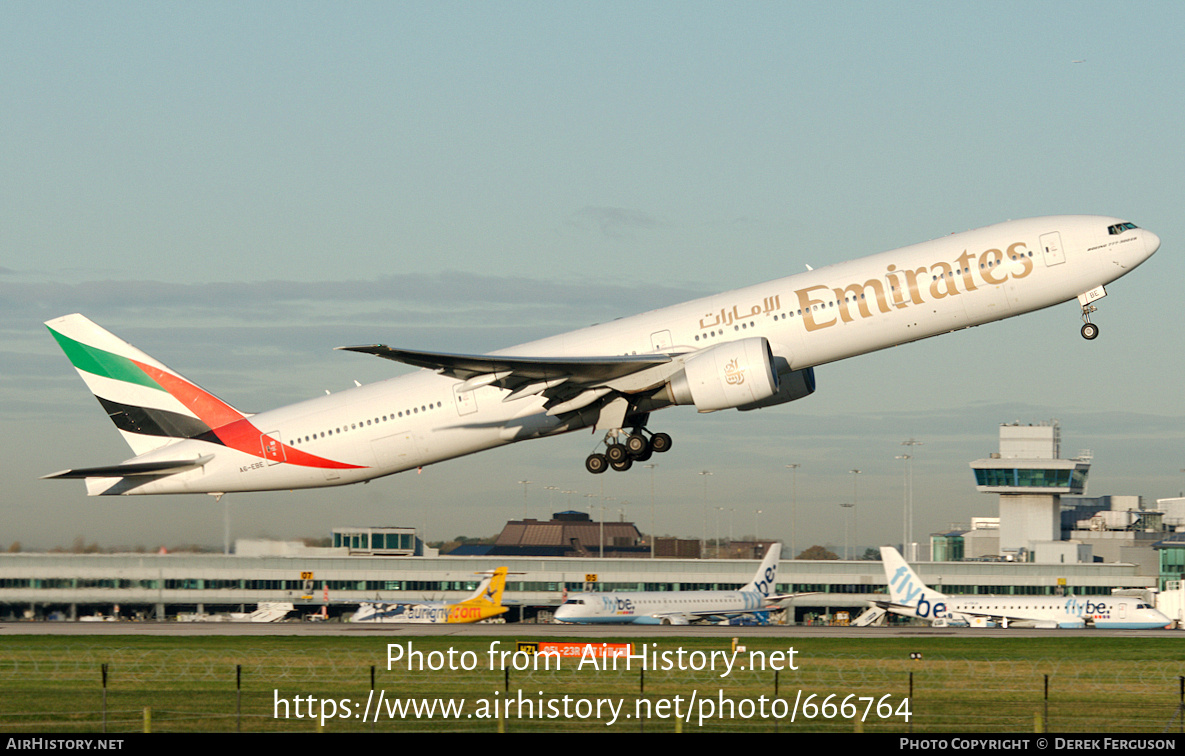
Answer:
289, 401, 446, 446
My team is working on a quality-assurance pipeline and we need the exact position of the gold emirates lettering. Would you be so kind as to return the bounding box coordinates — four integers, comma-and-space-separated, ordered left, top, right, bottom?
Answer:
797, 242, 1032, 333
723, 358, 745, 385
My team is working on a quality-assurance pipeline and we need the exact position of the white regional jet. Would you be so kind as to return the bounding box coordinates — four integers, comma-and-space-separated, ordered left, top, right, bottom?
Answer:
553, 543, 784, 625
43, 216, 1158, 496
877, 547, 1170, 629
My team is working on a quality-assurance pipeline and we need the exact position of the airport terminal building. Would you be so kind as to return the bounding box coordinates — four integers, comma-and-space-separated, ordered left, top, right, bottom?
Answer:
5, 419, 1174, 625
0, 546, 1157, 623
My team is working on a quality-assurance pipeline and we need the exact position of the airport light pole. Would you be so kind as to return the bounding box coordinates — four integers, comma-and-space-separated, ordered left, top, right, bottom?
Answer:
518, 480, 532, 520
849, 469, 861, 559
644, 463, 657, 558
840, 502, 854, 559
720, 509, 729, 556
785, 464, 800, 558
714, 506, 725, 558
901, 438, 923, 557
753, 509, 763, 556
895, 454, 910, 553
600, 497, 613, 558
699, 470, 712, 558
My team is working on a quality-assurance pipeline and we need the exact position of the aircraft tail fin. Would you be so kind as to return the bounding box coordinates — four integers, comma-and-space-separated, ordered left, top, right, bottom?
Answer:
881, 546, 947, 609
743, 543, 782, 597
45, 314, 248, 456
459, 567, 509, 609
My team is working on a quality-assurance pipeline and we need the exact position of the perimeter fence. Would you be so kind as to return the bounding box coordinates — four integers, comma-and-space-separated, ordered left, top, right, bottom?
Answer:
1, 644, 1182, 733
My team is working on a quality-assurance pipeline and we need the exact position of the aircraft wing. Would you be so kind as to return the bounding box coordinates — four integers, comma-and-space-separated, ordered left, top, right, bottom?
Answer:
659, 607, 778, 622
767, 591, 819, 604
872, 600, 916, 612
336, 345, 679, 413
337, 345, 671, 383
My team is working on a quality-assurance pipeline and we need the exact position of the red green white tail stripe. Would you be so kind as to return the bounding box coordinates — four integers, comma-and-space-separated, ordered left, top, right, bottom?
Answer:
45, 314, 246, 456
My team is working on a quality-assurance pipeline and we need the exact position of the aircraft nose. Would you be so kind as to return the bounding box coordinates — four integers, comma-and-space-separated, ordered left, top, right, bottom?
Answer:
1144, 229, 1161, 257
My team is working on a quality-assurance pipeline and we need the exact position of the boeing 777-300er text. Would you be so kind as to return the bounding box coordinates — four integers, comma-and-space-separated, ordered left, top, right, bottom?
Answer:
874, 547, 1170, 629
553, 543, 784, 625
350, 567, 509, 624
43, 216, 1158, 496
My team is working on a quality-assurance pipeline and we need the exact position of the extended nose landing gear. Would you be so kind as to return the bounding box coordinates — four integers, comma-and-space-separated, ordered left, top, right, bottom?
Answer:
585, 428, 672, 474
1078, 286, 1106, 340
1080, 306, 1099, 340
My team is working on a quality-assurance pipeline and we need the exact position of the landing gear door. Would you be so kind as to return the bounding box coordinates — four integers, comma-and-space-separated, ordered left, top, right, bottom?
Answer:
1040, 232, 1065, 266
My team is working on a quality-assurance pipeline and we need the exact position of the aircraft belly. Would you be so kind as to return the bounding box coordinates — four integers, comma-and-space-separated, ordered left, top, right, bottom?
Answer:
371, 430, 426, 471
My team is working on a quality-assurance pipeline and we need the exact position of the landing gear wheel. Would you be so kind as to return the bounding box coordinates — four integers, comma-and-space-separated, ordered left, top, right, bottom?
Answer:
585, 453, 608, 474
650, 432, 673, 454
625, 433, 649, 457
610, 456, 633, 472
605, 443, 628, 463
1081, 322, 1099, 340
632, 448, 653, 463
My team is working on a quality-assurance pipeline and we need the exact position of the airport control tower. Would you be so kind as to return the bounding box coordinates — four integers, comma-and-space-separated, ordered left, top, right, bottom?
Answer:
969, 421, 1091, 557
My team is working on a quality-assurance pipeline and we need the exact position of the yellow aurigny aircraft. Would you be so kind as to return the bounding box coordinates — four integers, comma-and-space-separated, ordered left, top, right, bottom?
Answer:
350, 567, 509, 624
43, 216, 1158, 496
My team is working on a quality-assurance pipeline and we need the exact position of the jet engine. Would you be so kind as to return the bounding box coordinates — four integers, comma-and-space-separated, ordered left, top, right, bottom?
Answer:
666, 337, 780, 412
738, 365, 816, 411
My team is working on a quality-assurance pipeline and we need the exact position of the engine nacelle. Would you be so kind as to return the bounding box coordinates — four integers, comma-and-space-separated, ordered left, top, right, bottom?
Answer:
738, 366, 816, 411
668, 337, 779, 412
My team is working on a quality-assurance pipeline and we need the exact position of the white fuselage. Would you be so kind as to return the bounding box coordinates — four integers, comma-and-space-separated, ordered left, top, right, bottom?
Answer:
901, 594, 1169, 630
113, 215, 1159, 494
350, 602, 452, 624
554, 589, 769, 625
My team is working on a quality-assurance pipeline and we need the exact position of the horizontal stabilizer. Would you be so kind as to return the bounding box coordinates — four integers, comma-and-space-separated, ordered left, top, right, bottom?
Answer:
41, 455, 214, 480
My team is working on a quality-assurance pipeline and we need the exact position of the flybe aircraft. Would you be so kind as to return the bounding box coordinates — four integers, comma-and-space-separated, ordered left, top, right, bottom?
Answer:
43, 216, 1159, 496
877, 547, 1170, 629
350, 567, 509, 624
553, 543, 784, 625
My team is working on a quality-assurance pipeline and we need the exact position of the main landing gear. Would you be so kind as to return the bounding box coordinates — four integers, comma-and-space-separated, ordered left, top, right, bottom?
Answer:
585, 429, 672, 474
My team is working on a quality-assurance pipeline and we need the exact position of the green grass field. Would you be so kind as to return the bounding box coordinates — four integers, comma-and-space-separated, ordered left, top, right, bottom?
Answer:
1, 634, 1182, 733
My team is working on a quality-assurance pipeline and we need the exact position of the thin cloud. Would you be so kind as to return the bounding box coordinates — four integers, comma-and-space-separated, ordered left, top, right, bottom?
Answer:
568, 206, 661, 238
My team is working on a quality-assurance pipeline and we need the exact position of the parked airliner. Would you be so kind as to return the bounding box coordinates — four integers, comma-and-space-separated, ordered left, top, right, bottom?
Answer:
553, 544, 784, 625
43, 216, 1158, 496
350, 567, 509, 624
876, 547, 1170, 629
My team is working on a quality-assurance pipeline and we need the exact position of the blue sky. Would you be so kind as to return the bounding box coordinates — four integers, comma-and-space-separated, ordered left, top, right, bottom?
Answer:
2, 2, 1183, 553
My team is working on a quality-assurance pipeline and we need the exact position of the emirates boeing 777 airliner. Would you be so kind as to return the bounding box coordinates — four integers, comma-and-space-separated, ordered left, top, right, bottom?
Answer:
43, 215, 1158, 496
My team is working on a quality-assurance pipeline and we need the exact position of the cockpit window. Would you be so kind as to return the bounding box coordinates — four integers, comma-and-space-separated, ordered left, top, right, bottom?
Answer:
1108, 222, 1138, 235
